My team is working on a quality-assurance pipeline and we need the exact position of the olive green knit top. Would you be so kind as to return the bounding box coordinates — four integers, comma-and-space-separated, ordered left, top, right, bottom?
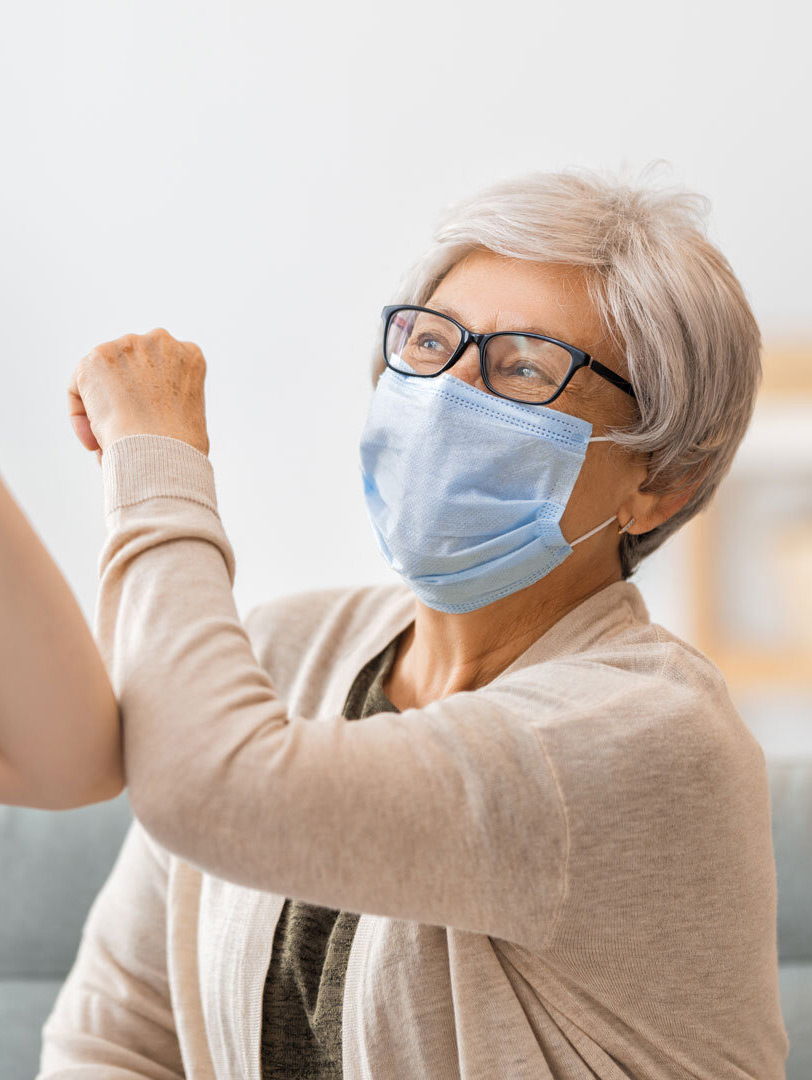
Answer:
260, 632, 402, 1079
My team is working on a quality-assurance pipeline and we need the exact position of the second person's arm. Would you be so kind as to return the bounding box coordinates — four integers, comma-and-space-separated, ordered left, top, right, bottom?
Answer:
0, 470, 124, 808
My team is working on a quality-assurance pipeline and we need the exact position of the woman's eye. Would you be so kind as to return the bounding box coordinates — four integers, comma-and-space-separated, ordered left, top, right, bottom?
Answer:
505, 362, 552, 381
416, 335, 447, 352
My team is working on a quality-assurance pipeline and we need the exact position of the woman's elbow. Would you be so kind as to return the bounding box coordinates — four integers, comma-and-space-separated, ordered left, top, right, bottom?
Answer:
0, 722, 126, 810
48, 693, 127, 807
56, 762, 126, 809
45, 736, 127, 809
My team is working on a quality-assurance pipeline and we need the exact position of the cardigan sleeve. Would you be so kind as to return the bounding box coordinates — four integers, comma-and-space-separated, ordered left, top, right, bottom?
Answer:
36, 817, 184, 1080
94, 434, 566, 952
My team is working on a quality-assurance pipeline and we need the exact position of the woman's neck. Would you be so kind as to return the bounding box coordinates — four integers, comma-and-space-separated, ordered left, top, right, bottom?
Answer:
383, 558, 623, 712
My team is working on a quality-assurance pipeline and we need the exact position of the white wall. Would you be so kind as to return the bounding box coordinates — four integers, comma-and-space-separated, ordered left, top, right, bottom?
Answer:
1, 0, 809, 640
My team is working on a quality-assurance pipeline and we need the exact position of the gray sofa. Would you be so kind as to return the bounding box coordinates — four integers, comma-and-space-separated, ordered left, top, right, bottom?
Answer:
1, 758, 809, 1079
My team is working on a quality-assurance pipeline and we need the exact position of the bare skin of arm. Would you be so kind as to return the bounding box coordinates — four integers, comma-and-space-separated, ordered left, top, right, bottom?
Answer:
0, 470, 124, 809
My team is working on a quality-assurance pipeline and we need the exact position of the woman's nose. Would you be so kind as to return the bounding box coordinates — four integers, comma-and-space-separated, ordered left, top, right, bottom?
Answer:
448, 342, 491, 394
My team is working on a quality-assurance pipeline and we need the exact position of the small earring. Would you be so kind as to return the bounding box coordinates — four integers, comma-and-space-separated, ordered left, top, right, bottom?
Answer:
618, 516, 636, 535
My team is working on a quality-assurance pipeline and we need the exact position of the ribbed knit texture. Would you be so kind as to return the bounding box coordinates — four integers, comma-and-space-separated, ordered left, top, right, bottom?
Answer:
36, 434, 789, 1080
102, 433, 218, 515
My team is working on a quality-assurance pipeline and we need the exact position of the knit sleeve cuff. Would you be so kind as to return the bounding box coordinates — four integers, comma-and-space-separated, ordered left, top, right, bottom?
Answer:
101, 434, 220, 518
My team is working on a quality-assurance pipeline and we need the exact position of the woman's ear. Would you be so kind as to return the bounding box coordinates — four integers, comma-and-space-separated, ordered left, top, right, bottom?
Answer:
624, 466, 706, 535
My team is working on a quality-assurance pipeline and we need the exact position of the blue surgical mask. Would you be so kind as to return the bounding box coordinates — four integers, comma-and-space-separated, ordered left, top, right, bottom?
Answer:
358, 365, 622, 614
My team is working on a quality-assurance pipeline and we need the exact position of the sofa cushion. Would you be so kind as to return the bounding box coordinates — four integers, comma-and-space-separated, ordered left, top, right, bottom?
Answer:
0, 978, 63, 1080
767, 757, 812, 962
0, 790, 132, 977
778, 962, 812, 1079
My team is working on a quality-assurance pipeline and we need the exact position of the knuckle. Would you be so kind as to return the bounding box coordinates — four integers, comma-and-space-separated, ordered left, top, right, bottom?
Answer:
184, 341, 206, 367
80, 349, 101, 372
73, 357, 93, 391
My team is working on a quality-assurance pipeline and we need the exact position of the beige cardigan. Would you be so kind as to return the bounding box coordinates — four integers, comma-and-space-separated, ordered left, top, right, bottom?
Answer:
37, 434, 789, 1079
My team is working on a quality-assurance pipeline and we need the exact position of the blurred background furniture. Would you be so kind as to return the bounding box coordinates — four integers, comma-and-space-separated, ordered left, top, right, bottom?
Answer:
0, 790, 133, 1079
1, 757, 809, 1079
767, 755, 812, 1078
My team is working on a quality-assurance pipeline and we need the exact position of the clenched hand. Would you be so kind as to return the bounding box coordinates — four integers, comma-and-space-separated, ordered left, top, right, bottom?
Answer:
67, 328, 210, 464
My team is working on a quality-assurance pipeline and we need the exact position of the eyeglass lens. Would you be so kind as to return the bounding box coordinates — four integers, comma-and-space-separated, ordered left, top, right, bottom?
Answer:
385, 308, 574, 404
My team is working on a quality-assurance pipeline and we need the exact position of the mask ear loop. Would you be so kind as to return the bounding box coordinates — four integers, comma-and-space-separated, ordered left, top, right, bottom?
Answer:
584, 435, 636, 539
570, 513, 636, 547
570, 515, 617, 547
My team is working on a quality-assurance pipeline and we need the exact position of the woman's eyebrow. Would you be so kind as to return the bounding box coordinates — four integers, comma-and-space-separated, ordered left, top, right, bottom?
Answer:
428, 302, 551, 337
425, 301, 466, 322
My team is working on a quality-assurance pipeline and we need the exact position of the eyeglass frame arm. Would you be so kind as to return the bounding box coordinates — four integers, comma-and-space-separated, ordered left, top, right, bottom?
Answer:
380, 304, 637, 404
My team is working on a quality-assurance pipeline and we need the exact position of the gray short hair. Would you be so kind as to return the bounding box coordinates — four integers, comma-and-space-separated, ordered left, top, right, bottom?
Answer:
368, 165, 762, 579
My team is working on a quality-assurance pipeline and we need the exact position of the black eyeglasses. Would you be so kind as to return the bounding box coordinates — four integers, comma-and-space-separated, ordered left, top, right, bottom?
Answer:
381, 304, 636, 407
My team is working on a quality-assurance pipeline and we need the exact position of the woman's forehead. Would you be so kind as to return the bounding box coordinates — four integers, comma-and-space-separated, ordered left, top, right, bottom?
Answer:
429, 252, 606, 345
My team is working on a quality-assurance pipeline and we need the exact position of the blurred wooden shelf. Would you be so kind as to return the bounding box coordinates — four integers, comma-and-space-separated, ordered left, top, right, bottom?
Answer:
760, 343, 812, 396
685, 343, 812, 692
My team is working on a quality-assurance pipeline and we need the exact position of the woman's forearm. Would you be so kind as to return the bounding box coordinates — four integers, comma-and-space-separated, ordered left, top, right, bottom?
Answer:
0, 470, 124, 808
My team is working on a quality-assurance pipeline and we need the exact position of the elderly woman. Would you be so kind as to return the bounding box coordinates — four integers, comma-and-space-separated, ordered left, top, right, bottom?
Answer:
35, 169, 788, 1079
